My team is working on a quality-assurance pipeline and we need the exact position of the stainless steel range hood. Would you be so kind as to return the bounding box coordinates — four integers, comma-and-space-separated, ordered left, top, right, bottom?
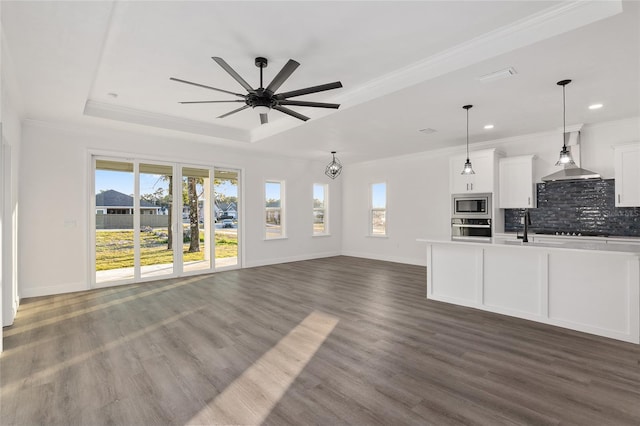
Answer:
541, 131, 602, 182
541, 165, 601, 182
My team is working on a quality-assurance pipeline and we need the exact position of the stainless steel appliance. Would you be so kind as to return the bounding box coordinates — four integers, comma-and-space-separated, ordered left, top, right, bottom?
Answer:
451, 218, 492, 241
451, 193, 493, 241
452, 193, 491, 218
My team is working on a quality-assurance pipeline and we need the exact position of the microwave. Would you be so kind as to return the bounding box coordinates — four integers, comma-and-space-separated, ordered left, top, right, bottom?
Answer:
452, 193, 492, 218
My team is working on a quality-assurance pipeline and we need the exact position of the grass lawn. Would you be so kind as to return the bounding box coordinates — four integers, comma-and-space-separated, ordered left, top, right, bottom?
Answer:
96, 229, 238, 271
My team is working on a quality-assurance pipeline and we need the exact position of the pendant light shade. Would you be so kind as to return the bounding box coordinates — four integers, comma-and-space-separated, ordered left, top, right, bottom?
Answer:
461, 104, 475, 175
325, 151, 343, 179
555, 79, 575, 166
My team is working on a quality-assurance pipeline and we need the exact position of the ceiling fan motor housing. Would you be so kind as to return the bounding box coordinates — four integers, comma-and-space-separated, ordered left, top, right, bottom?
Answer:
247, 89, 276, 109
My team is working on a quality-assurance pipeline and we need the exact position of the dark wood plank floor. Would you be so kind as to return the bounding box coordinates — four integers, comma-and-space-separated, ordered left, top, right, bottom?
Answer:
2, 256, 639, 425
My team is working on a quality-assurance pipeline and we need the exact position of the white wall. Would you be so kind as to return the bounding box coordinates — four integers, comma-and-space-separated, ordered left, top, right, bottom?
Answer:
18, 121, 342, 298
341, 150, 451, 265
341, 116, 640, 266
1, 24, 24, 329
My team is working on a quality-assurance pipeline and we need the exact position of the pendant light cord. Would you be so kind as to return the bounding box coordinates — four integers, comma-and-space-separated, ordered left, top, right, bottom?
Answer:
466, 107, 470, 161
562, 83, 566, 149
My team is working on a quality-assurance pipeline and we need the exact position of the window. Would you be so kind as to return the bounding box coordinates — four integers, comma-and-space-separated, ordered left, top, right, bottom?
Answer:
370, 182, 387, 236
313, 183, 328, 235
265, 180, 285, 239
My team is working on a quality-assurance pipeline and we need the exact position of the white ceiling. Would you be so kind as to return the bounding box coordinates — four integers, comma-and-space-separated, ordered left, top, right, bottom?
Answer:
2, 1, 639, 163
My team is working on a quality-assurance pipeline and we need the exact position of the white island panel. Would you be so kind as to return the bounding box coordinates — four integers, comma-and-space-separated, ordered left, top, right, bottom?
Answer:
429, 244, 480, 306
548, 251, 635, 338
483, 247, 544, 317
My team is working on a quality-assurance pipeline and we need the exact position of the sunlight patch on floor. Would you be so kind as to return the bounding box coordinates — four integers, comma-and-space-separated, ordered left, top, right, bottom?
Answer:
3, 275, 203, 338
0, 307, 206, 395
186, 310, 339, 425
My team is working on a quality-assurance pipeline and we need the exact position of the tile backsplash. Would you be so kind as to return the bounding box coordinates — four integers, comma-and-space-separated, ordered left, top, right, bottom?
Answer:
504, 179, 640, 237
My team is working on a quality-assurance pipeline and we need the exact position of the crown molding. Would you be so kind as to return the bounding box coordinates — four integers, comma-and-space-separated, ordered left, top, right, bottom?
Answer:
334, 1, 622, 108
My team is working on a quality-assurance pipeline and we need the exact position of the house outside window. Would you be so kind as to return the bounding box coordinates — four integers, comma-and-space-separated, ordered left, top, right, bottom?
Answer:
313, 183, 328, 236
265, 180, 285, 239
370, 182, 387, 236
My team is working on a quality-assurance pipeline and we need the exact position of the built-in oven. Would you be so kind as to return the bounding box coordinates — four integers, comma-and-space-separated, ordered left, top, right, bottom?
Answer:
452, 193, 491, 219
451, 193, 492, 240
451, 218, 492, 241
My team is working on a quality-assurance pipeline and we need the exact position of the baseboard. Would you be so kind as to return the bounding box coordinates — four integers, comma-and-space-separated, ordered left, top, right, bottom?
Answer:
2, 306, 17, 328
20, 282, 89, 299
245, 251, 341, 268
340, 251, 426, 267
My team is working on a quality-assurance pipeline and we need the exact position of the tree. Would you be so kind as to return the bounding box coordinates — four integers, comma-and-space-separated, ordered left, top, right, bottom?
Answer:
187, 177, 200, 252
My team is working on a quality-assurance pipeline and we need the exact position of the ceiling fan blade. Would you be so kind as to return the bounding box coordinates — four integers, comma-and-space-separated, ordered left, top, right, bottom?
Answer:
170, 77, 245, 98
218, 105, 250, 119
265, 59, 300, 94
273, 105, 310, 122
179, 100, 245, 104
260, 113, 268, 125
275, 81, 343, 100
278, 100, 340, 109
212, 57, 255, 93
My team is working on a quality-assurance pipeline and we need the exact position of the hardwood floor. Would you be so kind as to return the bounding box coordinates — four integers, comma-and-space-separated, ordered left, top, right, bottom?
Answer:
2, 256, 639, 425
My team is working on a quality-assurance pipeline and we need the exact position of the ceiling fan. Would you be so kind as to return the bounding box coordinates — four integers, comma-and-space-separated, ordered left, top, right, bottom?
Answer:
170, 57, 343, 125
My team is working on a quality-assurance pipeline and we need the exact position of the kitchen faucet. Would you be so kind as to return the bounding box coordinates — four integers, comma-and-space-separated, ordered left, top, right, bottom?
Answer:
523, 209, 532, 243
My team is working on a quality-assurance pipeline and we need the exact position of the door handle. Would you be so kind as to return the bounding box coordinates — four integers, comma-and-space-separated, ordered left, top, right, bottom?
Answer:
528, 197, 531, 206
618, 194, 621, 203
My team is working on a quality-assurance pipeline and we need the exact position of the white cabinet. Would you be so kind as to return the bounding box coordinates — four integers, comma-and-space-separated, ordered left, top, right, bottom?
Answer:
421, 239, 640, 344
498, 155, 536, 208
614, 143, 640, 207
450, 148, 500, 194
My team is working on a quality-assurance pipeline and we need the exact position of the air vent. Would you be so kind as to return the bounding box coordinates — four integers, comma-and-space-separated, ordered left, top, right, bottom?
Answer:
477, 67, 517, 83
418, 128, 437, 134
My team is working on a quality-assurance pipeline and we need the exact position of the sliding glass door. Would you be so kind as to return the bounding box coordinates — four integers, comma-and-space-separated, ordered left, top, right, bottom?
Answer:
214, 169, 240, 268
95, 160, 135, 284
139, 163, 174, 279
93, 156, 241, 287
181, 166, 212, 273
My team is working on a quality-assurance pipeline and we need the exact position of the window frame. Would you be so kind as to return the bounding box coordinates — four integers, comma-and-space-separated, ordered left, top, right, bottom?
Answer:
265, 180, 286, 240
312, 183, 329, 236
369, 182, 387, 237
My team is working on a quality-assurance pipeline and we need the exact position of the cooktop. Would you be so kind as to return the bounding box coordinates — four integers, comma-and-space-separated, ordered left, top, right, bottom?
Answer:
534, 230, 610, 237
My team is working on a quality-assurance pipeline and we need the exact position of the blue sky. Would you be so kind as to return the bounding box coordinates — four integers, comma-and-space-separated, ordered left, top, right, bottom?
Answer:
265, 182, 281, 201
96, 170, 237, 197
313, 184, 325, 203
371, 183, 386, 208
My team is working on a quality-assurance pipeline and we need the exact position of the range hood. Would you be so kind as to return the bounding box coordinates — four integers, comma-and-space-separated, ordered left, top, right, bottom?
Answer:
541, 165, 601, 182
541, 131, 602, 182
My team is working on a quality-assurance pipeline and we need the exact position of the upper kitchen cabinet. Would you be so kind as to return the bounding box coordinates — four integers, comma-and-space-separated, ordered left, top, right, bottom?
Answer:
614, 143, 640, 207
499, 155, 536, 209
450, 148, 501, 194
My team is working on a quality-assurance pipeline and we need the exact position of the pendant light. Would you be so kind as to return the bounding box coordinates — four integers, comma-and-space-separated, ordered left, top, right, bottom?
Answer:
555, 79, 575, 166
461, 104, 475, 175
325, 151, 343, 179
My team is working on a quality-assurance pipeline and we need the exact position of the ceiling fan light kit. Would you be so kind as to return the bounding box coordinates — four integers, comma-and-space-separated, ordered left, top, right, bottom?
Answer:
171, 56, 343, 125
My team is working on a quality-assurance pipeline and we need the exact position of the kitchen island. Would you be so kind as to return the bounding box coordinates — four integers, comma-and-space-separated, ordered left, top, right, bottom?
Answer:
417, 238, 640, 344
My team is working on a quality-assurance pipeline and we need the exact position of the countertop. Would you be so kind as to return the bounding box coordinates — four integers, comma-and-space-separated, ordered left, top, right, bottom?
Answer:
416, 237, 640, 255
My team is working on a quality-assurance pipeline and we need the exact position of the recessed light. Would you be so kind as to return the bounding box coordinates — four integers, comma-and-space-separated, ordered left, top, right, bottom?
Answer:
418, 128, 437, 134
588, 103, 603, 110
484, 124, 494, 130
